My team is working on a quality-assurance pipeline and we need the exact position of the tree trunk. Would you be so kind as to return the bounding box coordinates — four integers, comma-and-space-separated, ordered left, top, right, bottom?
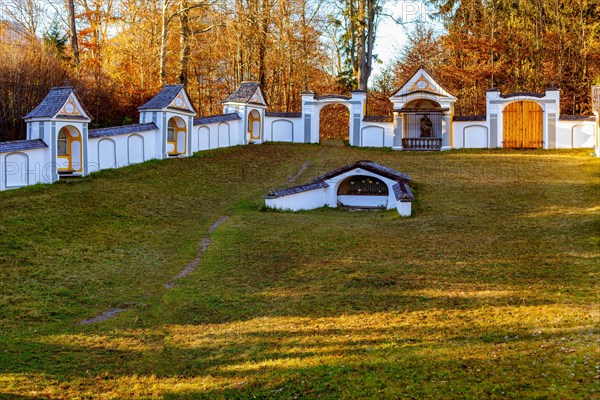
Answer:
160, 0, 170, 84
356, 0, 367, 90
258, 0, 271, 88
234, 0, 244, 85
67, 0, 80, 67
179, 0, 191, 85
361, 0, 377, 91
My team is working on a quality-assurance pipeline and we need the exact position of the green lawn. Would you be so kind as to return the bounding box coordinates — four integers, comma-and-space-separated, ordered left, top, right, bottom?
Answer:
0, 144, 598, 399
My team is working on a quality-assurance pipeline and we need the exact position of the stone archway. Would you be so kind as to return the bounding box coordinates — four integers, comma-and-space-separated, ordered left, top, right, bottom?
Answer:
301, 91, 366, 145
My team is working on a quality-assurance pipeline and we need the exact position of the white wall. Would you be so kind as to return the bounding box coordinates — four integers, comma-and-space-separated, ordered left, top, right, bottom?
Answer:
264, 117, 303, 143
0, 148, 52, 191
266, 187, 328, 211
338, 195, 388, 208
556, 120, 596, 149
195, 126, 208, 151
88, 129, 160, 173
97, 138, 117, 169
265, 168, 413, 217
323, 168, 400, 210
128, 134, 146, 164
193, 120, 241, 151
359, 123, 394, 147
396, 201, 412, 217
452, 121, 489, 149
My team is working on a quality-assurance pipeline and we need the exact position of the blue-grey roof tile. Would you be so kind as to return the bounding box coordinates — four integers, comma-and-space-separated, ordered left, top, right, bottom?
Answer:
0, 139, 48, 153
138, 85, 196, 113
193, 113, 241, 126
265, 112, 302, 118
23, 87, 75, 119
393, 182, 414, 202
312, 160, 412, 183
223, 82, 266, 105
314, 94, 351, 101
363, 116, 393, 123
559, 115, 595, 121
265, 181, 329, 199
89, 123, 158, 139
499, 91, 545, 99
266, 161, 413, 201
453, 115, 486, 122
55, 115, 91, 121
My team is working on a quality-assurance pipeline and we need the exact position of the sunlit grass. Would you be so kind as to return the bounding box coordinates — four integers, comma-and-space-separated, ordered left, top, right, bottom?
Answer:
0, 145, 598, 398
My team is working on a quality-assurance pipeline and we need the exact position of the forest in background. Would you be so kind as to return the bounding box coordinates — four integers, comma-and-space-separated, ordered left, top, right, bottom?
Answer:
0, 0, 598, 142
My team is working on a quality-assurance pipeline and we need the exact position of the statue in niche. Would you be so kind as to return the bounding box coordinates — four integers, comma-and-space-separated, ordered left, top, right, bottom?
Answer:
419, 115, 434, 137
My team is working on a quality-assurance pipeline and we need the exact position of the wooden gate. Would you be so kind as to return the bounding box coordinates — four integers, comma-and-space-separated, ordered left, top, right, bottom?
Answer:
503, 101, 544, 149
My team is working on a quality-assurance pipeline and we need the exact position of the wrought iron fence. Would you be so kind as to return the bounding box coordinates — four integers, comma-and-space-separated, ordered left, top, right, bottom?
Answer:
404, 112, 443, 138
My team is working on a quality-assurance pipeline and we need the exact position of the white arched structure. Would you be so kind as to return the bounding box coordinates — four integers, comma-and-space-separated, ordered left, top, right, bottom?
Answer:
57, 125, 83, 173
265, 160, 414, 217
3, 152, 29, 188
98, 138, 116, 169
389, 67, 457, 151
301, 91, 366, 146
218, 123, 231, 148
463, 125, 489, 148
271, 119, 294, 142
128, 134, 145, 164
198, 126, 210, 150
485, 89, 560, 149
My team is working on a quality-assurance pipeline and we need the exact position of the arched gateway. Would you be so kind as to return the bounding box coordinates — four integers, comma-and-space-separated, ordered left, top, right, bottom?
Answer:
301, 90, 366, 145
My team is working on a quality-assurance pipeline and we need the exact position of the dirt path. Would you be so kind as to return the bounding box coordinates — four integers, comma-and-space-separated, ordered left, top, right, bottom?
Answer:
78, 216, 230, 325
287, 160, 312, 183
164, 216, 230, 289
79, 308, 128, 325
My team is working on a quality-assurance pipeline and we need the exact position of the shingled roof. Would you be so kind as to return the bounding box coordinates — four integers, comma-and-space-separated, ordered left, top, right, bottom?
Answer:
89, 123, 158, 139
314, 94, 352, 101
23, 87, 82, 120
222, 82, 267, 106
311, 160, 412, 183
138, 84, 196, 113
265, 181, 329, 199
265, 161, 412, 199
391, 66, 455, 99
453, 115, 486, 122
558, 115, 595, 121
363, 116, 393, 123
392, 182, 415, 202
0, 139, 48, 153
499, 91, 545, 99
193, 113, 241, 126
265, 112, 302, 118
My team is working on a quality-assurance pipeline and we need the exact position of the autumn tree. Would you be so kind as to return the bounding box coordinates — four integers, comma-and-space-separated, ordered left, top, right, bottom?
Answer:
428, 0, 600, 114
328, 0, 385, 90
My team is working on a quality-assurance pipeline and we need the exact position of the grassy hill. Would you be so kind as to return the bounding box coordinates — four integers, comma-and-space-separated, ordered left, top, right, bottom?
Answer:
0, 144, 598, 399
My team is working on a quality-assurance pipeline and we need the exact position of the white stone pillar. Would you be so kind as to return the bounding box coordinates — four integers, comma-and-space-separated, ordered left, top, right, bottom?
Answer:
392, 112, 403, 150
441, 112, 452, 150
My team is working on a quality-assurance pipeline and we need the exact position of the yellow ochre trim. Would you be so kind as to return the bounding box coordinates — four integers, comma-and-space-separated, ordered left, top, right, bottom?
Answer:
168, 118, 187, 155
57, 127, 83, 172
248, 111, 261, 140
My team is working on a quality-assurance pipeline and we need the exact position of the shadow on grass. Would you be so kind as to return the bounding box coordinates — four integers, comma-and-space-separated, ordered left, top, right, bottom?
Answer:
1, 319, 597, 398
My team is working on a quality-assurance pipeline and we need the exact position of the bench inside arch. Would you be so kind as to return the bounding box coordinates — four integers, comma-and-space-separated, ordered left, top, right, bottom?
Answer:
265, 160, 414, 217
